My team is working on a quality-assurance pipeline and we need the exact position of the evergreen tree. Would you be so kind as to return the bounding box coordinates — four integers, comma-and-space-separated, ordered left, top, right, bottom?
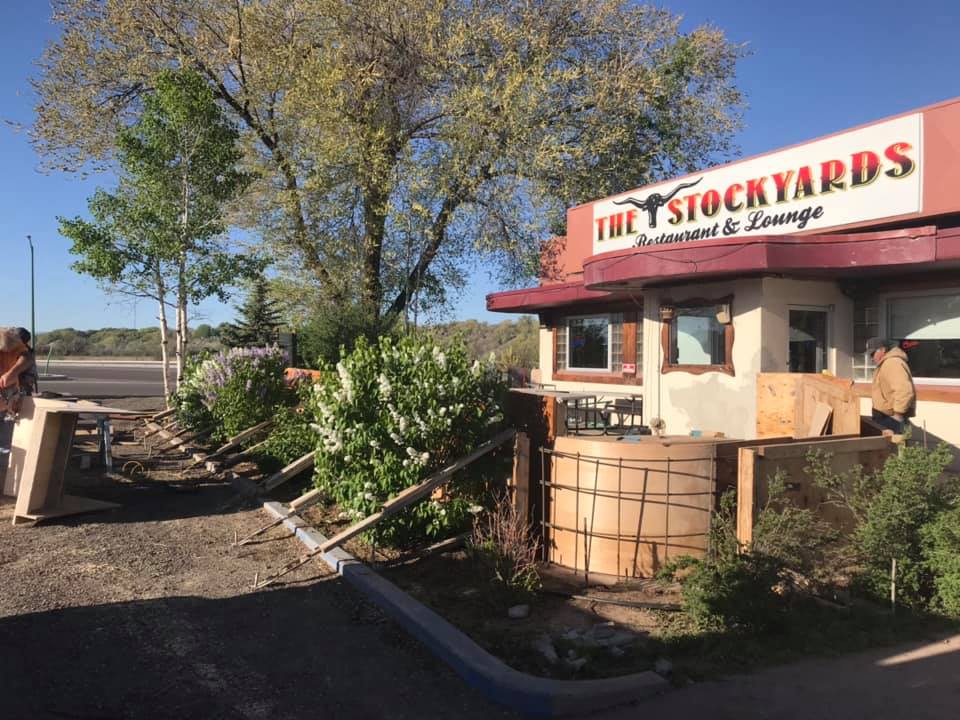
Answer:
221, 277, 283, 348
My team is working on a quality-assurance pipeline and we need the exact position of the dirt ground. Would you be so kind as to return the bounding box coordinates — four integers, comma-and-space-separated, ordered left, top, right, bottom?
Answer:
0, 400, 515, 720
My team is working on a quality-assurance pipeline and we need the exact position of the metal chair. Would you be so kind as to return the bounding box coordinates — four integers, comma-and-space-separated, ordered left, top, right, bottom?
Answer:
601, 395, 644, 435
562, 395, 605, 435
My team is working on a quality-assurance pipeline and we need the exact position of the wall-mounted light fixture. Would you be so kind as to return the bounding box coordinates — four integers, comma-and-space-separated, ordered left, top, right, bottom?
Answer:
659, 306, 675, 322
715, 302, 732, 325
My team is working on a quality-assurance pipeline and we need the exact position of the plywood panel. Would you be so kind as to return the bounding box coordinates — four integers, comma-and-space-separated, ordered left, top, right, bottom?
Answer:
757, 374, 800, 438
737, 435, 896, 538
758, 373, 860, 438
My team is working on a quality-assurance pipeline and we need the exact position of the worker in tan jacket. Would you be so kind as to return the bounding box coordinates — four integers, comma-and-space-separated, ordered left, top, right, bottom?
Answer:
865, 337, 916, 434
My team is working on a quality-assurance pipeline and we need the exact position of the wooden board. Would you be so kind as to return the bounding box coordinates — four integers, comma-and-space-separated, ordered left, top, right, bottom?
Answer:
735, 435, 896, 544
806, 402, 833, 437
260, 451, 316, 492
757, 373, 859, 439
4, 397, 127, 525
511, 432, 531, 521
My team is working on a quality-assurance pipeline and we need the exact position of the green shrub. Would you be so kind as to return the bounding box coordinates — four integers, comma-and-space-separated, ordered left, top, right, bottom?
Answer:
683, 551, 787, 633
922, 505, 960, 617
682, 480, 833, 632
655, 555, 701, 583
308, 335, 506, 548
259, 383, 319, 467
809, 443, 957, 609
172, 346, 291, 442
296, 302, 389, 367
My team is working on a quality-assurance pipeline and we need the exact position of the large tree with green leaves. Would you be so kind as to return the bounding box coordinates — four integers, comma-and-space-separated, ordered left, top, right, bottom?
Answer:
35, 0, 745, 333
59, 67, 261, 390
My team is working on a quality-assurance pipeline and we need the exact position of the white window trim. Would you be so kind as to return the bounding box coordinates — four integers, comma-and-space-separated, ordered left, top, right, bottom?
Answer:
879, 288, 960, 386
565, 313, 613, 373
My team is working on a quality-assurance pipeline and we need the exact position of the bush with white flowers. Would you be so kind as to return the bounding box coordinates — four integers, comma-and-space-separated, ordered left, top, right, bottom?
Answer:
308, 335, 506, 547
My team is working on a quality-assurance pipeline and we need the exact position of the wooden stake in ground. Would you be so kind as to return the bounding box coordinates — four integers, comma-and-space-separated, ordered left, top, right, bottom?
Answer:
254, 428, 516, 588
234, 489, 323, 546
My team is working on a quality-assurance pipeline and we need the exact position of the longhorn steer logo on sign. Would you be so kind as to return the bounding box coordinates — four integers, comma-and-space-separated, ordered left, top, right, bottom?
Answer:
611, 177, 703, 229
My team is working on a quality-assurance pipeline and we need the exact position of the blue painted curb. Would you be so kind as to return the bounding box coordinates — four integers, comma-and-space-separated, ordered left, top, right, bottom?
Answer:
263, 501, 670, 717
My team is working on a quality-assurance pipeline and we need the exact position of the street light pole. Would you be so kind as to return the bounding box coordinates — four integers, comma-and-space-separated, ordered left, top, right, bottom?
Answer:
27, 235, 35, 343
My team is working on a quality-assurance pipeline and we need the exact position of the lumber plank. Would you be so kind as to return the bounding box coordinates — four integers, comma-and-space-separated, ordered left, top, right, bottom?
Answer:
319, 428, 516, 553
511, 432, 531, 521
184, 420, 273, 469
260, 451, 316, 492
805, 402, 833, 437
754, 435, 893, 461
736, 447, 757, 546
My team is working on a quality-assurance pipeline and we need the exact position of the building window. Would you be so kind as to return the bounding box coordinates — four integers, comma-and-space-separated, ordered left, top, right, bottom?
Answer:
887, 292, 960, 380
552, 309, 639, 384
565, 314, 622, 371
853, 296, 880, 381
661, 298, 734, 376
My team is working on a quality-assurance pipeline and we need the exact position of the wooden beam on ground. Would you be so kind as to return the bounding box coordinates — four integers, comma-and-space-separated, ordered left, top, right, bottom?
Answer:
183, 420, 273, 471
149, 407, 176, 422
254, 428, 515, 588
155, 425, 216, 453
260, 451, 316, 492
143, 420, 178, 439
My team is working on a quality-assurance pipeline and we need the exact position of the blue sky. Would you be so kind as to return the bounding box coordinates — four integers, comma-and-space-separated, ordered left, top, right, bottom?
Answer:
2, 1, 959, 332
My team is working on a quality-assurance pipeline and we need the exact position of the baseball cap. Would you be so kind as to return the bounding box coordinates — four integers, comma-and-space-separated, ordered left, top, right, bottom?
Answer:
865, 337, 893, 354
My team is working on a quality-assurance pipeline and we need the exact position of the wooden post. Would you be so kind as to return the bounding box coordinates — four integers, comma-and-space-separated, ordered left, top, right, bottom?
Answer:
511, 432, 531, 521
736, 447, 757, 547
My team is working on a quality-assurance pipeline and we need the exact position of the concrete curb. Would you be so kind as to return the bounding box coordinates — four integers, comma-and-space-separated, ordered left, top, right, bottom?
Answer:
263, 501, 670, 717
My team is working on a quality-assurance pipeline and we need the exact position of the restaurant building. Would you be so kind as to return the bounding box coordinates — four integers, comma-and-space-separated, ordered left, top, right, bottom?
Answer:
488, 97, 960, 456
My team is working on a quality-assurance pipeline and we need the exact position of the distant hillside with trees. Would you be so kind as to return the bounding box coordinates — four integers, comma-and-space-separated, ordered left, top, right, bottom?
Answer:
36, 326, 226, 360
36, 316, 539, 368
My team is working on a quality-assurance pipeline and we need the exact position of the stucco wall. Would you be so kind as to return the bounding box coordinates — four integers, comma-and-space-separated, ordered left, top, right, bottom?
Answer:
637, 279, 763, 440
759, 278, 854, 377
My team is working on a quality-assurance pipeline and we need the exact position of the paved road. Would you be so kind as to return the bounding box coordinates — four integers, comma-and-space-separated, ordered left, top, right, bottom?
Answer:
38, 361, 175, 398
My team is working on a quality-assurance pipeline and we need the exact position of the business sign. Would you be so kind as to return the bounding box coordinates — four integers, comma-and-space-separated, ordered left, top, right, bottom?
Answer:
592, 114, 922, 254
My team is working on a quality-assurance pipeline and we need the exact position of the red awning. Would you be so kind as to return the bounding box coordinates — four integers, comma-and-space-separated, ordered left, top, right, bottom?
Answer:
582, 225, 960, 290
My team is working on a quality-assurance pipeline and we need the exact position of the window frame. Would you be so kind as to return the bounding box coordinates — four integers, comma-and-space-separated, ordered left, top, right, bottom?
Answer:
564, 313, 613, 373
880, 287, 960, 386
660, 296, 735, 377
550, 303, 643, 386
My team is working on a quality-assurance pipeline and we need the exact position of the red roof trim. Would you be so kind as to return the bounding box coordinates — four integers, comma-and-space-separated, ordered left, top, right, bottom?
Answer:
488, 226, 960, 312
486, 281, 622, 313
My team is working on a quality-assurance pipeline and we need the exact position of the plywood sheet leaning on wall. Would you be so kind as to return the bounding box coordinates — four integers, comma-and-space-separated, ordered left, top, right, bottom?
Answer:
756, 373, 860, 438
547, 436, 721, 579
736, 435, 897, 546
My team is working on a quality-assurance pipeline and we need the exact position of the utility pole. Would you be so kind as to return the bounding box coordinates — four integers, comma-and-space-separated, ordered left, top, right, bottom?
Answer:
27, 235, 35, 342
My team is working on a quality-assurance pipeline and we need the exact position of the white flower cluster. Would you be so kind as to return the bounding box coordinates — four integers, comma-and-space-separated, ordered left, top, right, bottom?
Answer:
402, 446, 430, 468
334, 361, 354, 404
377, 372, 392, 398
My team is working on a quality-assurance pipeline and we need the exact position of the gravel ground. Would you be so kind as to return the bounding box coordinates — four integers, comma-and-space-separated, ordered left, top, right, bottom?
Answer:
0, 400, 515, 720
